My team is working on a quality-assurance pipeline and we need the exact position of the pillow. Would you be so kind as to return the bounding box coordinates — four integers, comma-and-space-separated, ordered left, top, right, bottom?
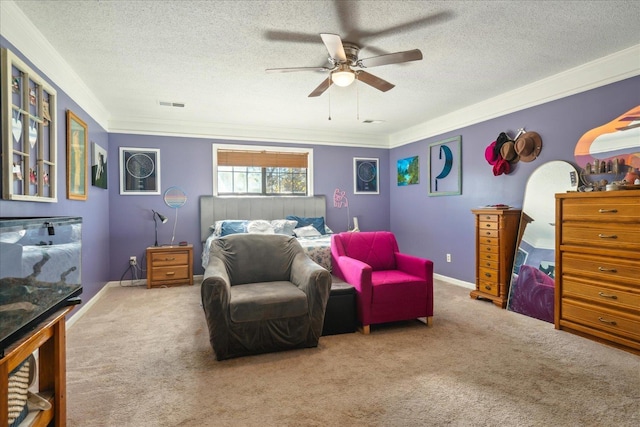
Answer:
293, 225, 321, 238
210, 220, 225, 236
247, 220, 275, 234
219, 220, 249, 237
271, 219, 298, 236
0, 230, 26, 244
286, 215, 326, 235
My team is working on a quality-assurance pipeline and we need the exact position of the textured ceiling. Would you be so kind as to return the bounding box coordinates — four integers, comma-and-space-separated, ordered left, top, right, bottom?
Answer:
8, 0, 640, 147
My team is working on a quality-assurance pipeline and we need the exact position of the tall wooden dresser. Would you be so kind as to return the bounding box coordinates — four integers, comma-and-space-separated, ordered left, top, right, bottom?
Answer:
555, 190, 640, 354
470, 208, 521, 308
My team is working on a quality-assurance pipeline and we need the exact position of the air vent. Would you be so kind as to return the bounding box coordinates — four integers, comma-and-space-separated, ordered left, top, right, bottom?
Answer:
158, 101, 185, 108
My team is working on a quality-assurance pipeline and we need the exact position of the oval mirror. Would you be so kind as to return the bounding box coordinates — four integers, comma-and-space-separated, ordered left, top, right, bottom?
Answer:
507, 161, 578, 322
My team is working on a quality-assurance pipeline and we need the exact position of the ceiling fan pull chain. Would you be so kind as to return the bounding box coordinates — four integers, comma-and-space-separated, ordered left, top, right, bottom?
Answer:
328, 83, 332, 121
356, 73, 360, 122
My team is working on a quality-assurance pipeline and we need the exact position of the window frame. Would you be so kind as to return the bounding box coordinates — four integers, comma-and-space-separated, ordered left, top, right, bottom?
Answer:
212, 143, 314, 196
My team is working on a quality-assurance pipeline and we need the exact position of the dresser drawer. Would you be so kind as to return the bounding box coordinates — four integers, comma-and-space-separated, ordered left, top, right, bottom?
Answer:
151, 265, 190, 281
479, 251, 499, 263
479, 236, 499, 245
562, 300, 640, 342
562, 277, 640, 313
478, 228, 498, 239
478, 280, 500, 296
561, 252, 640, 287
150, 250, 190, 266
479, 267, 498, 283
561, 224, 640, 251
478, 214, 499, 222
479, 221, 498, 231
479, 259, 498, 270
561, 195, 640, 222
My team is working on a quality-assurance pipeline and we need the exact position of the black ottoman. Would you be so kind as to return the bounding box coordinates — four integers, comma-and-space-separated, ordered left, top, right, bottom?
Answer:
322, 280, 356, 336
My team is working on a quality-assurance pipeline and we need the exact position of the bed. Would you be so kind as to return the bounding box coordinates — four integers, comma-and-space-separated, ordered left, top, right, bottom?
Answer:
199, 196, 332, 271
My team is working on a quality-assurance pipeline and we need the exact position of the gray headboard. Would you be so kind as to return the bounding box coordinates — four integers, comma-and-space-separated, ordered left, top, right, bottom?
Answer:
199, 196, 327, 242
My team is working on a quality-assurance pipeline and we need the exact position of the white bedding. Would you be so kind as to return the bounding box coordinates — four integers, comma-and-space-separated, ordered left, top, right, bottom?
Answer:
202, 234, 332, 272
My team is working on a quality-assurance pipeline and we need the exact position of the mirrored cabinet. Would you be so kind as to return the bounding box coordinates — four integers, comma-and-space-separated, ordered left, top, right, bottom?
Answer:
1, 48, 57, 202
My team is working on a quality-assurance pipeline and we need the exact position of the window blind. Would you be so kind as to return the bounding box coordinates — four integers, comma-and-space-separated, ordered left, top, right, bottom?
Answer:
217, 149, 308, 168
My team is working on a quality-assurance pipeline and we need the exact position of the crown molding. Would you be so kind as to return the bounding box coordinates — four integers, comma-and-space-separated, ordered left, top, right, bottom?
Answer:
108, 117, 389, 148
389, 44, 640, 148
0, 0, 110, 130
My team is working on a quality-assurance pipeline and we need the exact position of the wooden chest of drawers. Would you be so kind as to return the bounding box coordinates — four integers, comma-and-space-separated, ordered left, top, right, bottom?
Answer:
555, 190, 640, 355
470, 208, 521, 308
146, 245, 193, 289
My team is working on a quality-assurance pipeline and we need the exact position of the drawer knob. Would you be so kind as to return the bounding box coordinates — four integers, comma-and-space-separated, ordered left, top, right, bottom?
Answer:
597, 266, 618, 273
165, 271, 176, 276
598, 292, 618, 300
484, 285, 492, 291
485, 262, 491, 267
484, 272, 492, 278
597, 234, 618, 239
598, 317, 617, 326
485, 224, 491, 227
164, 257, 176, 261
486, 247, 492, 251
598, 209, 618, 214
485, 231, 491, 235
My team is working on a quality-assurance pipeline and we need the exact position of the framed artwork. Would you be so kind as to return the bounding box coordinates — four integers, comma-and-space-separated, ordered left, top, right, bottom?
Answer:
397, 156, 419, 186
66, 110, 88, 200
91, 142, 107, 189
119, 147, 160, 195
512, 248, 529, 276
428, 135, 461, 196
354, 157, 379, 194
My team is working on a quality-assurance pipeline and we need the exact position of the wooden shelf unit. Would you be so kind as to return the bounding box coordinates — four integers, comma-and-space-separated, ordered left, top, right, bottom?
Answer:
146, 245, 193, 289
1, 306, 73, 427
470, 208, 521, 308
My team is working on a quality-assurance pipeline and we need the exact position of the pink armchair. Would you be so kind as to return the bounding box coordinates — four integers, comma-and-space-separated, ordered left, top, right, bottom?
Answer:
331, 231, 433, 334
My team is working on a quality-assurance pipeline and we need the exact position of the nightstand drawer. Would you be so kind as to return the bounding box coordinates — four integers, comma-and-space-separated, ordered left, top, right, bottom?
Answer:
151, 265, 190, 281
150, 250, 189, 266
562, 301, 640, 341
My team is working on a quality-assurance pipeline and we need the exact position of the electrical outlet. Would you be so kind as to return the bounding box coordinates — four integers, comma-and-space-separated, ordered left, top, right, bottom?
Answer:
446, 253, 452, 263
129, 256, 137, 266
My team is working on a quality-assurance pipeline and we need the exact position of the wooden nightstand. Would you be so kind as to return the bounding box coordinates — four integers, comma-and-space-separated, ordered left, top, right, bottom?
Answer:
146, 245, 193, 289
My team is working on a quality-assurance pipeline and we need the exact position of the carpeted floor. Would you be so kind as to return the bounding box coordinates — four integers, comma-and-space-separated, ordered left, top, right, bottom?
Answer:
65, 278, 640, 426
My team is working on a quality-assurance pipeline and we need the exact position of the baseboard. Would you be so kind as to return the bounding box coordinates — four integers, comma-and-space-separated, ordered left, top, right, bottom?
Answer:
434, 273, 474, 290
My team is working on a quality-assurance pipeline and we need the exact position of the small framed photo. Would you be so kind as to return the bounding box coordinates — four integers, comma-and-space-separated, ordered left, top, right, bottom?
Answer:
397, 156, 419, 186
91, 142, 107, 189
354, 157, 379, 194
428, 135, 461, 196
66, 110, 88, 200
119, 147, 160, 195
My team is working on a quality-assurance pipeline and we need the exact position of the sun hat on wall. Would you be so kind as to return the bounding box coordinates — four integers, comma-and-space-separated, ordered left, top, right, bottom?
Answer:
515, 131, 543, 162
492, 157, 511, 176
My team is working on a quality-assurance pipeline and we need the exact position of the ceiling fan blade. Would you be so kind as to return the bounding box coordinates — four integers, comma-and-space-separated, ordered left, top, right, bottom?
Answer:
308, 77, 333, 97
320, 33, 347, 62
359, 49, 423, 68
263, 30, 320, 44
356, 71, 395, 92
266, 67, 331, 73
359, 11, 455, 41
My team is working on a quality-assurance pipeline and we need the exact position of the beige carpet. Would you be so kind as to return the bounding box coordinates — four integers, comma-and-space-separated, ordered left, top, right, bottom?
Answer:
65, 279, 640, 426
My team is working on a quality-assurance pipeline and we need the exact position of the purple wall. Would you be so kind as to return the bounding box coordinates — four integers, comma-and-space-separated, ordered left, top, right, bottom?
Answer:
390, 75, 640, 285
0, 37, 111, 307
107, 134, 389, 277
3, 36, 637, 299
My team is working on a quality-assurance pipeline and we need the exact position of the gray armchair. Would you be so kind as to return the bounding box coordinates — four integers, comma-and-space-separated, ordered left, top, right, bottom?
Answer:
201, 233, 332, 360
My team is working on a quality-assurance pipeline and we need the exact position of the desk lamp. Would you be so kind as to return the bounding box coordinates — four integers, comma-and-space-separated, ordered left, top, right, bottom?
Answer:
152, 209, 168, 246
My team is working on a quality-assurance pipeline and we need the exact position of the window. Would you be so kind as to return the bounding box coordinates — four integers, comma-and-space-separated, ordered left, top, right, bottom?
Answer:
213, 144, 313, 196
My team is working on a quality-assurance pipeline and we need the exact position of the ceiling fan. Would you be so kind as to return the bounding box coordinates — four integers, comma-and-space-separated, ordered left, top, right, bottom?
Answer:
266, 33, 423, 98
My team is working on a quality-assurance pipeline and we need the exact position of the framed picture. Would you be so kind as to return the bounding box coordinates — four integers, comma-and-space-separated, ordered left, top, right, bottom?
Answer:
119, 147, 160, 195
397, 156, 419, 186
354, 157, 379, 194
91, 142, 107, 189
66, 110, 88, 200
428, 135, 461, 196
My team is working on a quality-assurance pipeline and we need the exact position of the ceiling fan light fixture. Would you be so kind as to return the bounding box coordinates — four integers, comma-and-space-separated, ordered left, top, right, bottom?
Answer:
331, 65, 355, 87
